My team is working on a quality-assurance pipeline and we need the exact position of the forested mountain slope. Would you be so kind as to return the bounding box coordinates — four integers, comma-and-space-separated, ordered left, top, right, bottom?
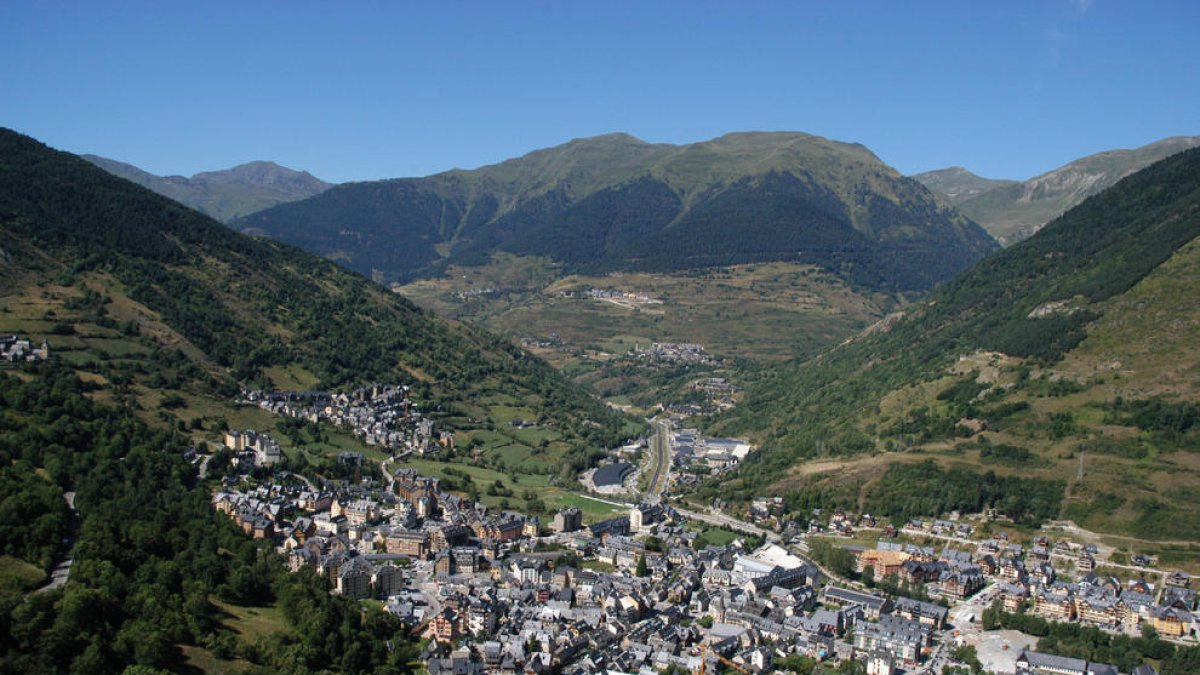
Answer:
706, 147, 1200, 543
0, 128, 633, 457
237, 132, 998, 292
0, 127, 645, 672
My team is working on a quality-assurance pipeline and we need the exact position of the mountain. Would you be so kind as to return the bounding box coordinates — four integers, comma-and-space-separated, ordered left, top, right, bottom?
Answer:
82, 154, 332, 222
0, 128, 633, 465
911, 166, 1017, 203
236, 132, 998, 293
916, 136, 1200, 244
705, 147, 1200, 543
0, 130, 448, 673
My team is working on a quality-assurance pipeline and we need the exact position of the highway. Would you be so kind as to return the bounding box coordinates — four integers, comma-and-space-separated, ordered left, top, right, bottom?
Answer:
642, 418, 672, 504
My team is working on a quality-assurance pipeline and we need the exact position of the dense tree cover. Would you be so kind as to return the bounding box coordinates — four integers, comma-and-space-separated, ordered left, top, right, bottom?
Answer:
864, 461, 1063, 525
805, 538, 857, 579
982, 601, 1200, 675
0, 128, 635, 451
710, 146, 1200, 500
1106, 397, 1199, 439
0, 367, 420, 674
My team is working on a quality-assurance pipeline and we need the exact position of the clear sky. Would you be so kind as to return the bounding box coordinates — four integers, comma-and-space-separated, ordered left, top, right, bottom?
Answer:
2, 1, 1197, 183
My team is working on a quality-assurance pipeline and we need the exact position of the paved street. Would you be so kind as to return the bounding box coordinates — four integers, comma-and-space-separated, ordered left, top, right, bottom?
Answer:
642, 418, 672, 504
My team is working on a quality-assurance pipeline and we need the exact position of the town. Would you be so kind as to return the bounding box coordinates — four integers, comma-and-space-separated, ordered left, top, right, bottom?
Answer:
208, 419, 1196, 675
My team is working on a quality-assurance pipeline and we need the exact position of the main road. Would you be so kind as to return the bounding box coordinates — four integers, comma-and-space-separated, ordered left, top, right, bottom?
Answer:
643, 418, 672, 504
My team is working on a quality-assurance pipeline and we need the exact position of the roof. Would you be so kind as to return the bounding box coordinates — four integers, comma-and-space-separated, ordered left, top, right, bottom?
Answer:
1017, 649, 1120, 675
593, 462, 634, 487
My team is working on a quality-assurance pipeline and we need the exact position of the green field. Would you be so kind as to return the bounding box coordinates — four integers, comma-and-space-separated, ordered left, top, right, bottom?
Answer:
0, 555, 47, 592
212, 598, 293, 643
402, 458, 628, 522
399, 258, 887, 370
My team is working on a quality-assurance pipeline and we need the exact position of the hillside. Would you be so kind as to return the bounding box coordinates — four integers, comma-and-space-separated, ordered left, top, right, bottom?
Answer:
0, 128, 635, 473
82, 154, 331, 222
237, 132, 998, 293
706, 147, 1200, 549
917, 136, 1200, 244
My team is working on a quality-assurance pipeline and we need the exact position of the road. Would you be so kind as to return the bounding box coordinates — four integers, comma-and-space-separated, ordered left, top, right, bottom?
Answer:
380, 458, 395, 492
674, 506, 781, 544
37, 491, 77, 593
642, 418, 672, 504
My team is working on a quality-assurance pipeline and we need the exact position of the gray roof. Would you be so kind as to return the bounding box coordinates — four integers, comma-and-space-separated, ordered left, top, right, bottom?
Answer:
593, 462, 634, 487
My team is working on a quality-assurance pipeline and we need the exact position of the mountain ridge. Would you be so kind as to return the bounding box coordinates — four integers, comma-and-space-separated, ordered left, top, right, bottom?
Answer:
237, 131, 998, 292
916, 136, 1200, 244
704, 146, 1200, 540
82, 154, 332, 222
1, 128, 634, 464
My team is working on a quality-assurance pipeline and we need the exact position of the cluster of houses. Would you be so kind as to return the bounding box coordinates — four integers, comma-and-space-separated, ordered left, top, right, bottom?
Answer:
854, 535, 1197, 639
580, 287, 661, 307
211, 458, 1004, 674
221, 430, 283, 469
635, 341, 715, 364
246, 383, 442, 453
1, 335, 49, 363
855, 542, 987, 601
670, 428, 753, 475
207, 450, 1195, 674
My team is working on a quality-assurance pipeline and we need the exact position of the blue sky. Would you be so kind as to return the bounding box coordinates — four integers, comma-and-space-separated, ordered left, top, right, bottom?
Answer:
2, 1, 1197, 183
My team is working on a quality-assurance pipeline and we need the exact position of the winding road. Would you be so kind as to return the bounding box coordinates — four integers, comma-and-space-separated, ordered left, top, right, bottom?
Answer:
36, 491, 77, 593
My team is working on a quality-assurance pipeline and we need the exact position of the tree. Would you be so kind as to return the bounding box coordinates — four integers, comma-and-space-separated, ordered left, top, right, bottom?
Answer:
636, 553, 648, 577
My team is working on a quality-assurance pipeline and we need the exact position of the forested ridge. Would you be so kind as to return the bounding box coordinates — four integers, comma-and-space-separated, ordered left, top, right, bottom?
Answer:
703, 147, 1200, 521
0, 127, 635, 454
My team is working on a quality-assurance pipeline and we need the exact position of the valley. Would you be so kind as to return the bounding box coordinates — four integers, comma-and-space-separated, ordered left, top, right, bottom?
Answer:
4, 129, 1200, 675
397, 254, 892, 412
7, 3, 1200, 673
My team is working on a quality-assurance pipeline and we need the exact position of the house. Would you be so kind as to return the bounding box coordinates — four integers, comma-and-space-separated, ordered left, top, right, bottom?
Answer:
427, 607, 464, 643
1014, 649, 1118, 675
1000, 583, 1029, 612
1162, 586, 1197, 611
892, 597, 948, 629
853, 615, 929, 664
386, 530, 431, 559
1075, 590, 1121, 627
372, 562, 403, 597
866, 648, 896, 675
821, 587, 890, 620
1165, 570, 1191, 588
899, 559, 945, 585
937, 566, 985, 600
553, 507, 583, 534
1147, 606, 1192, 638
629, 503, 664, 531
1033, 587, 1075, 622
856, 548, 911, 581
335, 557, 374, 599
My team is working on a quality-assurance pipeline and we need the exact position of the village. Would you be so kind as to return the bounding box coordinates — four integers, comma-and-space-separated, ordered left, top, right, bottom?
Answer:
243, 383, 440, 455
208, 412, 1198, 675
0, 334, 50, 364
